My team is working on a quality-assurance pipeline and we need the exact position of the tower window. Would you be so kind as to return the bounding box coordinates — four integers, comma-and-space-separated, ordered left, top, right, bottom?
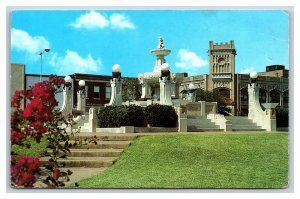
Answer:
218, 58, 225, 65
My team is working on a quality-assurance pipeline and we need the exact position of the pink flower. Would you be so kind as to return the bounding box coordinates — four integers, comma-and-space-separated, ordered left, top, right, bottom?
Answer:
11, 156, 40, 187
11, 130, 23, 144
53, 167, 60, 181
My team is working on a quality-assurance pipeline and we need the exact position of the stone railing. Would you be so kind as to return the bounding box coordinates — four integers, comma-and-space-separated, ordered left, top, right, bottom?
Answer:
207, 113, 232, 132
248, 83, 277, 131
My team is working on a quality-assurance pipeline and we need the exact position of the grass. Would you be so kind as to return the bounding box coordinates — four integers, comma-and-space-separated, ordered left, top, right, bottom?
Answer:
76, 132, 288, 188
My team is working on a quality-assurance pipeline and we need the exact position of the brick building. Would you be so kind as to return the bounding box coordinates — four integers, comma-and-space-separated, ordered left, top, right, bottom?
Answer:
180, 41, 289, 116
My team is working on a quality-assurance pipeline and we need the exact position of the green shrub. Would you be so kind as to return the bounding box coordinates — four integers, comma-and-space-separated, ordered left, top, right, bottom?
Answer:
144, 104, 178, 127
97, 105, 145, 127
276, 107, 289, 127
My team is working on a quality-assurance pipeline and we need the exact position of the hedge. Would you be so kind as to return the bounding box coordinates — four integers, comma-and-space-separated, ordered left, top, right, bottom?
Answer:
144, 104, 178, 127
97, 105, 145, 128
276, 107, 289, 127
97, 104, 178, 128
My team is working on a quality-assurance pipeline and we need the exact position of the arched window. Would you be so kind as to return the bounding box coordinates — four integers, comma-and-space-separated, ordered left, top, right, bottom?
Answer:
283, 90, 289, 107
240, 88, 248, 104
259, 88, 267, 104
270, 89, 280, 103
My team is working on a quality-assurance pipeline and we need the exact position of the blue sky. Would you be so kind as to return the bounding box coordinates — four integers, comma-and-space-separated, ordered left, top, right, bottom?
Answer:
10, 10, 289, 77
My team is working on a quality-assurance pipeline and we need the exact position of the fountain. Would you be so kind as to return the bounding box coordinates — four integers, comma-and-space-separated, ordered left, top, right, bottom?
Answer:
138, 36, 186, 102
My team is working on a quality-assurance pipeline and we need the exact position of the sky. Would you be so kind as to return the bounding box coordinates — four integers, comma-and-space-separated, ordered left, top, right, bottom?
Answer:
10, 10, 289, 77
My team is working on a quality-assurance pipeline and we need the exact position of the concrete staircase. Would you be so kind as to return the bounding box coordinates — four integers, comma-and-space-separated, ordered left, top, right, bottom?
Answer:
225, 116, 266, 131
187, 116, 223, 132
78, 122, 90, 133
41, 133, 137, 169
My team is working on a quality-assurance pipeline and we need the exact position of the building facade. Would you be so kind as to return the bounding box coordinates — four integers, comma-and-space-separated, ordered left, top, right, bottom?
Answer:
181, 41, 289, 116
71, 73, 112, 112
12, 39, 289, 117
10, 64, 25, 101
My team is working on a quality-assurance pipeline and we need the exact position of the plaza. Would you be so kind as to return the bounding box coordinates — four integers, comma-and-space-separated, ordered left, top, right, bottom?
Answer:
9, 10, 290, 189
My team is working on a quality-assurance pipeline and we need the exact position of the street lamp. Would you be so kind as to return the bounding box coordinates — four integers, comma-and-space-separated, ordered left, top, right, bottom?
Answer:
188, 83, 197, 102
250, 71, 258, 84
64, 75, 72, 89
39, 48, 50, 82
112, 64, 121, 80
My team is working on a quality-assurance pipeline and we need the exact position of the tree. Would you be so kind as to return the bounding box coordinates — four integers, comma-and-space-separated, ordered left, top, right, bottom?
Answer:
195, 88, 229, 114
122, 78, 141, 101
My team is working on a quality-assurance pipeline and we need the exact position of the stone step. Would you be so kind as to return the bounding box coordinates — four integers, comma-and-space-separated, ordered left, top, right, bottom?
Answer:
187, 119, 216, 123
187, 115, 206, 119
225, 116, 249, 120
71, 133, 137, 141
188, 123, 220, 128
226, 117, 252, 120
187, 119, 219, 128
40, 157, 117, 168
232, 128, 266, 131
188, 127, 224, 132
61, 167, 106, 186
69, 149, 123, 157
229, 119, 254, 124
231, 124, 261, 129
69, 140, 132, 149
79, 129, 90, 133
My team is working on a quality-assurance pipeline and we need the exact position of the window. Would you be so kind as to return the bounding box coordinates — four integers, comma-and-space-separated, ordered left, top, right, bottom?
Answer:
259, 89, 267, 104
94, 86, 100, 99
85, 86, 88, 98
240, 88, 248, 103
105, 86, 111, 99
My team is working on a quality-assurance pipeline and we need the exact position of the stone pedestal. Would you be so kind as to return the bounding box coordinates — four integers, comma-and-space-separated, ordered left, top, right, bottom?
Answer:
77, 89, 86, 113
60, 86, 73, 116
140, 79, 151, 99
108, 78, 123, 106
159, 76, 173, 105
177, 107, 187, 132
88, 108, 97, 133
248, 83, 278, 131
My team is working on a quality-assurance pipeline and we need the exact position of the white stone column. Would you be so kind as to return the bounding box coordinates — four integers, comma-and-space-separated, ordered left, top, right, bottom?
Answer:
108, 78, 123, 106
177, 107, 187, 132
60, 76, 73, 116
107, 64, 123, 107
141, 81, 151, 99
77, 89, 86, 113
248, 82, 277, 131
159, 76, 173, 105
88, 108, 97, 133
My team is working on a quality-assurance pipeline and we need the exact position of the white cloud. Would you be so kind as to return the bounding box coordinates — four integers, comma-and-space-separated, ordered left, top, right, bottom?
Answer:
70, 11, 109, 29
49, 50, 102, 75
239, 67, 256, 74
11, 28, 50, 54
175, 49, 208, 69
110, 14, 135, 29
70, 11, 135, 30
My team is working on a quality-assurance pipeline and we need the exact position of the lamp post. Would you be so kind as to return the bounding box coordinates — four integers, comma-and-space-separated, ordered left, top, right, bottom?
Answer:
78, 80, 86, 97
112, 64, 121, 79
188, 83, 196, 102
108, 64, 123, 106
39, 48, 50, 82
64, 75, 72, 89
249, 71, 258, 84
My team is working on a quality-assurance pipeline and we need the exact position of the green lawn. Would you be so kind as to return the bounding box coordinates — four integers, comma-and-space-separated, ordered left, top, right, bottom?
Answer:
76, 132, 288, 188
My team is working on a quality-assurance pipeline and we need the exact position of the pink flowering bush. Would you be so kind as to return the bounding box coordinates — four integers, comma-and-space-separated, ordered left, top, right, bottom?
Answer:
11, 75, 75, 188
